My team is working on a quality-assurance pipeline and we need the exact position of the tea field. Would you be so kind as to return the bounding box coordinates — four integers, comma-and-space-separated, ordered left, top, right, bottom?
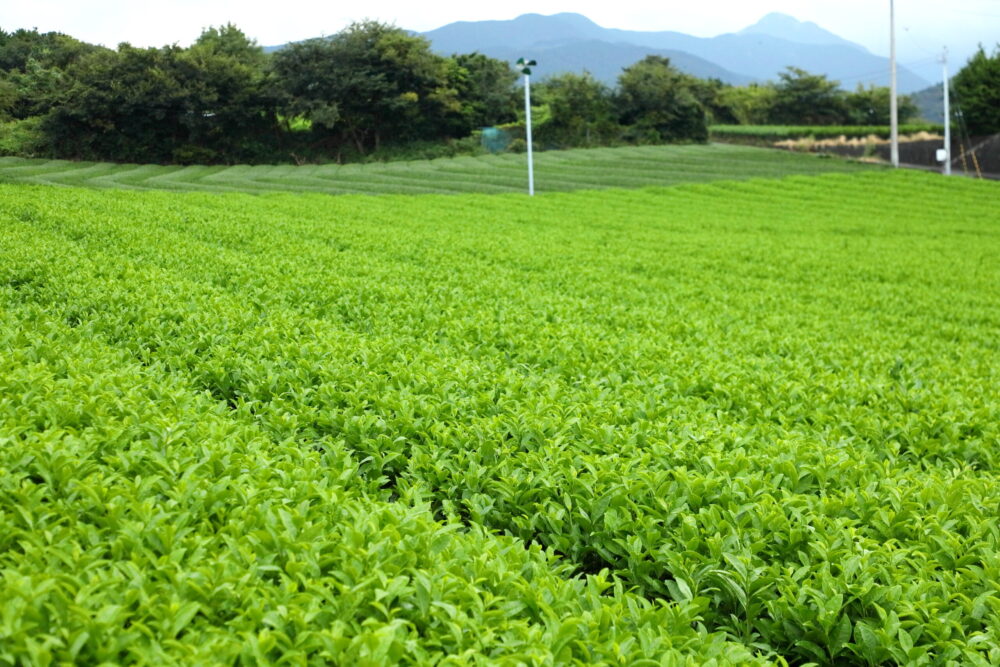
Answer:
0, 143, 875, 195
710, 125, 943, 143
2, 170, 1000, 665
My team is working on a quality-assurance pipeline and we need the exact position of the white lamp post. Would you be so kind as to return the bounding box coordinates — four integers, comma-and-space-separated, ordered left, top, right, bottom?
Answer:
941, 48, 951, 176
889, 0, 899, 168
517, 57, 537, 196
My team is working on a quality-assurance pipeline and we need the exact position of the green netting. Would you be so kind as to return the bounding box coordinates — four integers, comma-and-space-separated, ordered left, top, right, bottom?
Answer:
480, 127, 511, 153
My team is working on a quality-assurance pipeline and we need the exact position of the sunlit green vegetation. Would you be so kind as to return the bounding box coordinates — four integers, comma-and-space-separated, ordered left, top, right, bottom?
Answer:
2, 170, 999, 664
711, 124, 944, 143
0, 144, 876, 195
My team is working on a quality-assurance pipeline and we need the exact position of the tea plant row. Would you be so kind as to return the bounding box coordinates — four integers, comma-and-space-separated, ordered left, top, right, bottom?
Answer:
0, 144, 874, 196
1, 170, 999, 664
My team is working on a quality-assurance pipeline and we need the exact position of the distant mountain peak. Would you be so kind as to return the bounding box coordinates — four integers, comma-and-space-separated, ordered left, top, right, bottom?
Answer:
739, 12, 868, 52
536, 12, 600, 26
751, 12, 812, 29
415, 12, 930, 93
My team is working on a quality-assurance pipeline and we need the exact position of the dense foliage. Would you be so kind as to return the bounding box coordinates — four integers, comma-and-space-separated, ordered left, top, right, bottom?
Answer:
42, 28, 277, 164
0, 23, 524, 164
616, 56, 708, 143
2, 170, 1000, 664
710, 124, 944, 143
6, 23, 986, 165
0, 143, 875, 195
269, 21, 464, 156
951, 44, 1000, 136
0, 24, 715, 164
716, 69, 920, 127
0, 28, 107, 120
532, 72, 618, 148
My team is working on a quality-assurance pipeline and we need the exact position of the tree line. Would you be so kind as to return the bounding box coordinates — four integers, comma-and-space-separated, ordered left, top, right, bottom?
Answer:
1, 22, 997, 165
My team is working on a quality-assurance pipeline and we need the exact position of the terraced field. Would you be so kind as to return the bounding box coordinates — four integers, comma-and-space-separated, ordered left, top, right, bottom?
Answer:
2, 170, 1000, 665
0, 143, 876, 195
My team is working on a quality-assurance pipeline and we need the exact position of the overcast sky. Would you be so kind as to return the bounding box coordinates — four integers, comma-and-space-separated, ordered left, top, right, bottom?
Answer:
3, 0, 998, 69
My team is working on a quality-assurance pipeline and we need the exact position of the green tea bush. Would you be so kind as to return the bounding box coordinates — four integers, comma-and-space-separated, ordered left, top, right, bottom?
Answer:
0, 117, 51, 157
1, 170, 999, 664
0, 143, 875, 195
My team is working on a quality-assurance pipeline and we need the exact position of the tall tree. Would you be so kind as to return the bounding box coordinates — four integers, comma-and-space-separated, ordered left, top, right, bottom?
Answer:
844, 84, 918, 125
951, 44, 1000, 136
0, 77, 15, 120
769, 67, 847, 125
43, 26, 276, 163
447, 52, 518, 133
717, 83, 777, 125
616, 56, 707, 142
43, 46, 189, 162
0, 28, 106, 120
179, 24, 276, 160
0, 28, 104, 73
270, 21, 458, 155
536, 72, 616, 147
686, 78, 739, 125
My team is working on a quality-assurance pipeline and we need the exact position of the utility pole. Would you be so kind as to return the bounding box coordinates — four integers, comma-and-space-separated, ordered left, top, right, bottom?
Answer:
942, 47, 952, 176
889, 0, 900, 168
517, 58, 537, 196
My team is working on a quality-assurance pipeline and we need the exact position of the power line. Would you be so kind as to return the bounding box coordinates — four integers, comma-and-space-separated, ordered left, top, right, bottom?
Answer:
833, 57, 939, 86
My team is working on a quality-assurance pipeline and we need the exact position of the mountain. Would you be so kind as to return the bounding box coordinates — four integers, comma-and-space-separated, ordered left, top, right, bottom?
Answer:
737, 12, 865, 51
418, 13, 749, 82
420, 13, 931, 93
478, 40, 753, 86
417, 13, 607, 54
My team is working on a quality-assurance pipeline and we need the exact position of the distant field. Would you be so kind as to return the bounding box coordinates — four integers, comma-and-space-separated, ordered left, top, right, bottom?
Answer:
711, 124, 944, 143
0, 143, 877, 195
3, 171, 1000, 664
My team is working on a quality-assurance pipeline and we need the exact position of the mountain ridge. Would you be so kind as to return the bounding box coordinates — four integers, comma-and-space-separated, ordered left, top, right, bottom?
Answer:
737, 12, 867, 51
418, 12, 930, 92
264, 12, 931, 93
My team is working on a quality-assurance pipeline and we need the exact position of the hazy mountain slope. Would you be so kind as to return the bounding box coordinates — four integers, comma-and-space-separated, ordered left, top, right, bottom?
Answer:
737, 12, 867, 50
421, 13, 931, 92
483, 40, 753, 85
419, 12, 607, 53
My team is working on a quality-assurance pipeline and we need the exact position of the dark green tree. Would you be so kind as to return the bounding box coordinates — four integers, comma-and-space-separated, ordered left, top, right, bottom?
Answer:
0, 28, 104, 73
0, 28, 107, 120
687, 78, 740, 125
447, 52, 518, 132
616, 56, 707, 142
769, 67, 847, 125
535, 71, 617, 147
0, 76, 15, 119
43, 46, 188, 162
270, 21, 458, 155
951, 44, 1000, 135
177, 24, 276, 160
844, 84, 918, 125
43, 26, 276, 163
717, 83, 778, 125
